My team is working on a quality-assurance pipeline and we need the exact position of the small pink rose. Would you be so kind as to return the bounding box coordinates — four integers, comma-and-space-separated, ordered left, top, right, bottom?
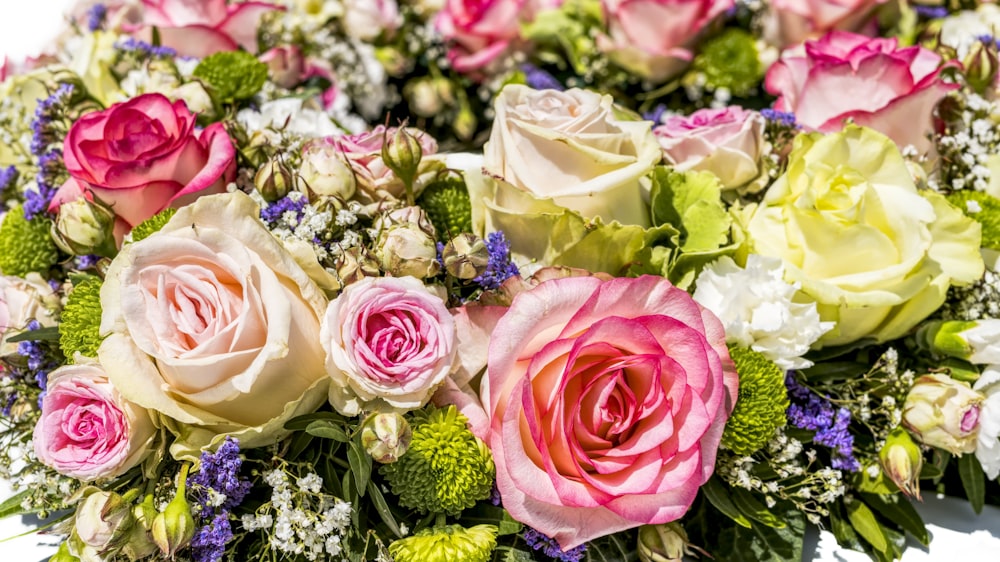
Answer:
259, 45, 307, 89
765, 31, 958, 154
483, 275, 738, 548
316, 126, 438, 201
33, 363, 156, 481
654, 106, 768, 192
435, 0, 533, 73
128, 0, 280, 58
763, 0, 889, 48
49, 93, 236, 234
598, 0, 734, 82
322, 276, 456, 416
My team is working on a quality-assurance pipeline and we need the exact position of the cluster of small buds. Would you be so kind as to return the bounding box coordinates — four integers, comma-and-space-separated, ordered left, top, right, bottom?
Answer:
245, 462, 353, 561
936, 91, 999, 192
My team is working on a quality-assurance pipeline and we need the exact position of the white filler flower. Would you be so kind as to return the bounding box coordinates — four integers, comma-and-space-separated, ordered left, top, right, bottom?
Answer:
693, 255, 833, 370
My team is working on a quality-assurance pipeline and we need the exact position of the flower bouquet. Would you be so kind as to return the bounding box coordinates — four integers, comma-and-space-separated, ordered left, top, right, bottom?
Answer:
1, 1, 1000, 561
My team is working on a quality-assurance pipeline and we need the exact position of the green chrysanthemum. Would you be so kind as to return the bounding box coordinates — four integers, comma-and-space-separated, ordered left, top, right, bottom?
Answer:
721, 345, 789, 456
59, 277, 104, 359
947, 190, 1000, 250
389, 524, 497, 562
128, 207, 177, 243
193, 51, 268, 102
381, 406, 494, 515
692, 29, 763, 97
417, 176, 473, 239
0, 206, 59, 276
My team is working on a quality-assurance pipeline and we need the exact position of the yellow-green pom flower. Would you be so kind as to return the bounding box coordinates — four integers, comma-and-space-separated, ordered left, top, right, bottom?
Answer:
417, 176, 473, 239
722, 345, 789, 456
692, 29, 763, 97
381, 406, 494, 515
128, 208, 177, 244
389, 524, 497, 562
0, 206, 60, 276
59, 277, 103, 359
947, 190, 1000, 250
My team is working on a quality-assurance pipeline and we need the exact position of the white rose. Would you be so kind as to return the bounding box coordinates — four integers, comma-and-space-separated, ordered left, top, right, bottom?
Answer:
342, 0, 401, 41
482, 84, 661, 227
98, 192, 329, 457
0, 273, 58, 356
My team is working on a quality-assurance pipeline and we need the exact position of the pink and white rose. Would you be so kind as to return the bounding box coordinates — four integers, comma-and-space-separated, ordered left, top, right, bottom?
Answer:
435, 0, 534, 73
654, 106, 768, 193
322, 276, 456, 416
98, 192, 329, 455
764, 31, 958, 154
126, 0, 280, 58
762, 0, 889, 48
33, 363, 156, 481
49, 93, 236, 237
598, 0, 734, 82
482, 275, 738, 548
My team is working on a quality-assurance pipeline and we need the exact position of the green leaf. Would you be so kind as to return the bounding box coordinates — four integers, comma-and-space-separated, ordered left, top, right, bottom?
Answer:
649, 167, 731, 252
285, 430, 315, 460
702, 477, 752, 528
829, 504, 865, 552
959, 453, 986, 514
284, 411, 345, 431
846, 499, 888, 553
713, 505, 805, 562
348, 440, 372, 498
366, 481, 403, 538
492, 545, 534, 562
192, 51, 268, 102
304, 420, 350, 442
859, 493, 929, 545
730, 488, 785, 529
584, 532, 639, 562
0, 490, 32, 520
5, 326, 61, 343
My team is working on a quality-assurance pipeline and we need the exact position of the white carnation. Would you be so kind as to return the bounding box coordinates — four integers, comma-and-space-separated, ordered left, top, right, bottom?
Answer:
693, 255, 833, 370
237, 98, 341, 138
974, 366, 1000, 480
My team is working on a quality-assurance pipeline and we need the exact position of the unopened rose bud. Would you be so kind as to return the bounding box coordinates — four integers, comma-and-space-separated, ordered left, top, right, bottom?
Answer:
380, 206, 437, 238
443, 234, 489, 279
298, 143, 357, 200
453, 104, 477, 142
171, 82, 213, 115
964, 38, 999, 94
382, 127, 423, 197
919, 319, 1000, 366
336, 247, 381, 287
902, 373, 983, 455
376, 223, 441, 279
74, 489, 135, 553
152, 465, 195, 557
361, 413, 412, 463
638, 522, 691, 562
375, 46, 408, 76
255, 159, 295, 202
879, 427, 923, 500
405, 78, 444, 117
52, 197, 117, 257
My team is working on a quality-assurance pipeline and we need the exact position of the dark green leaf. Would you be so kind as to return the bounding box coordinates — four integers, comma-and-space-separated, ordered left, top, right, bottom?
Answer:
799, 361, 868, 383
731, 488, 785, 528
366, 481, 403, 538
304, 420, 350, 442
959, 453, 985, 514
702, 477, 752, 528
348, 441, 372, 498
5, 326, 60, 342
859, 493, 929, 545
499, 511, 523, 536
492, 545, 533, 562
285, 431, 314, 460
713, 505, 805, 562
846, 499, 888, 553
829, 504, 865, 552
0, 490, 32, 520
284, 411, 345, 431
584, 532, 638, 562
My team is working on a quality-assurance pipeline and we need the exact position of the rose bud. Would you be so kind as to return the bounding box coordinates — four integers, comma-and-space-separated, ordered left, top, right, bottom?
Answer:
298, 143, 358, 201
335, 247, 381, 287
74, 489, 135, 555
382, 126, 424, 194
638, 522, 693, 562
52, 197, 117, 257
255, 158, 296, 202
902, 374, 983, 455
376, 223, 441, 279
879, 427, 923, 500
152, 467, 196, 558
443, 234, 489, 279
361, 412, 412, 463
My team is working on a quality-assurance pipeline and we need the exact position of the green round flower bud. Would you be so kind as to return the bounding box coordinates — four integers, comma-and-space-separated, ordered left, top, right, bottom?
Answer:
52, 198, 116, 257
638, 522, 691, 562
381, 406, 494, 515
128, 208, 177, 244
0, 205, 60, 277
443, 234, 489, 279
878, 427, 923, 500
255, 159, 295, 202
361, 412, 412, 463
382, 127, 424, 190
417, 176, 473, 239
59, 277, 104, 359
389, 524, 497, 562
721, 345, 789, 456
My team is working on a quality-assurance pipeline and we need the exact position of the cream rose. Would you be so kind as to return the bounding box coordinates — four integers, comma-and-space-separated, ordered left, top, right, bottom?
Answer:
0, 273, 58, 356
744, 126, 983, 347
482, 84, 661, 227
98, 192, 329, 456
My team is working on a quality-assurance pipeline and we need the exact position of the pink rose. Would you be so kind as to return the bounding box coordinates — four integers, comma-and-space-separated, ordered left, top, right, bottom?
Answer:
259, 45, 307, 89
435, 0, 533, 73
598, 0, 734, 82
483, 275, 738, 548
49, 93, 236, 235
654, 106, 768, 193
128, 0, 280, 58
765, 31, 958, 154
763, 0, 888, 48
34, 363, 156, 481
317, 126, 438, 201
321, 276, 456, 416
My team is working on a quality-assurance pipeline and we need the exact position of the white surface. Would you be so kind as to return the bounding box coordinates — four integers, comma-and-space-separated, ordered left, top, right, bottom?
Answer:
0, 1, 77, 65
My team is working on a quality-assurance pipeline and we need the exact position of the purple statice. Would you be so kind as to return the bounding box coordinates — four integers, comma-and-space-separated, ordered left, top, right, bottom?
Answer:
25, 150, 64, 219
191, 513, 234, 562
86, 3, 107, 31
977, 35, 1000, 50
473, 231, 519, 291
260, 194, 308, 225
188, 436, 251, 512
785, 374, 860, 472
31, 84, 74, 156
760, 108, 797, 127
913, 5, 949, 19
115, 37, 178, 58
74, 254, 101, 270
0, 165, 17, 196
522, 64, 563, 91
14, 320, 60, 407
523, 528, 586, 562
643, 104, 667, 125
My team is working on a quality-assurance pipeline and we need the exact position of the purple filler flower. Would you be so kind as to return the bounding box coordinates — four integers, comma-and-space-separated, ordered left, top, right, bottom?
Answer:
786, 374, 860, 472
473, 231, 519, 291
523, 528, 587, 562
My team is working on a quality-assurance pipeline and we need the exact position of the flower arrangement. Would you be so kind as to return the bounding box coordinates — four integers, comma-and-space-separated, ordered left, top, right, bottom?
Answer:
1, 1, 1000, 561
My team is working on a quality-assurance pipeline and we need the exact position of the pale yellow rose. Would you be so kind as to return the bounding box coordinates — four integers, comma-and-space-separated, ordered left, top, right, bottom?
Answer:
98, 192, 329, 458
482, 84, 661, 227
745, 125, 983, 347
70, 31, 124, 106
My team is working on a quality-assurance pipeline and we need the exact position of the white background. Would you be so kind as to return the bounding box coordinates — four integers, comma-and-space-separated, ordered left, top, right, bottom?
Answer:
0, 1, 999, 560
